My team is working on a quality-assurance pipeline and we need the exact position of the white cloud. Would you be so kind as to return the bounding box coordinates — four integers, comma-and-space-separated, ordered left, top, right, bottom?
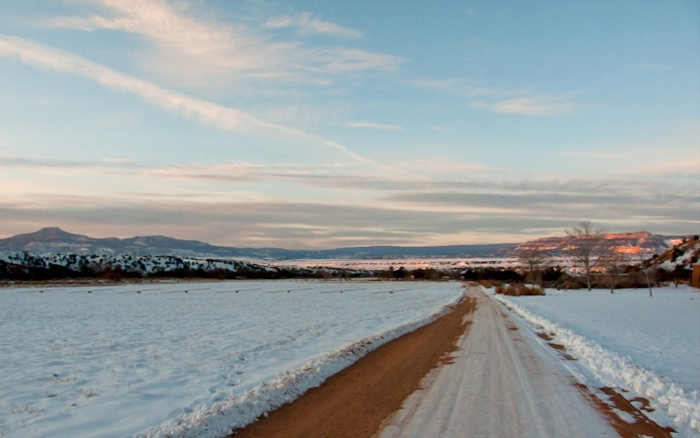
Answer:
43, 0, 400, 87
266, 12, 363, 39
409, 77, 578, 117
342, 122, 405, 131
49, 0, 271, 66
0, 35, 376, 165
470, 97, 576, 116
308, 48, 403, 74
408, 76, 494, 97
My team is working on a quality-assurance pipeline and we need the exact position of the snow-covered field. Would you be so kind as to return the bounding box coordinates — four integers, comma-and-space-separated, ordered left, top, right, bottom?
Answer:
493, 286, 700, 437
0, 280, 463, 438
272, 257, 520, 270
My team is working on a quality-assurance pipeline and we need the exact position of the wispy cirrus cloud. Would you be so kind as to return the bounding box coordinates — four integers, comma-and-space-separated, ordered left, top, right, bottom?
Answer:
470, 97, 577, 116
409, 76, 577, 116
44, 0, 284, 75
141, 157, 496, 190
0, 154, 139, 170
408, 76, 494, 97
342, 121, 405, 131
265, 12, 363, 39
0, 35, 377, 165
42, 0, 401, 87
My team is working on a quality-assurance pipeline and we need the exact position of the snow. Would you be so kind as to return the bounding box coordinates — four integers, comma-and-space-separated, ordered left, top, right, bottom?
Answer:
659, 241, 700, 272
0, 280, 463, 438
271, 257, 521, 271
492, 286, 700, 437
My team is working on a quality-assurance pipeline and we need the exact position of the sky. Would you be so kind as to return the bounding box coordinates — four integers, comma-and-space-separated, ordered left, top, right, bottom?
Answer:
0, 0, 698, 249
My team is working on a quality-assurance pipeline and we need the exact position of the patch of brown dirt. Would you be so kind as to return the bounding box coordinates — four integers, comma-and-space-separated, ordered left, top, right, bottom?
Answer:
229, 295, 477, 438
574, 383, 675, 438
547, 341, 566, 350
537, 332, 577, 360
631, 396, 656, 413
537, 332, 555, 342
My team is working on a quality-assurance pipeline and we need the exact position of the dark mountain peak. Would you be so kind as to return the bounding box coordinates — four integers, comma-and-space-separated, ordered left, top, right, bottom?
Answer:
0, 227, 234, 257
34, 227, 79, 239
1, 227, 91, 246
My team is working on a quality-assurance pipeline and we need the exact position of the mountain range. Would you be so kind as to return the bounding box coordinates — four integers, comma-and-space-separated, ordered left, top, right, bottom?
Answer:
0, 227, 686, 260
0, 228, 515, 260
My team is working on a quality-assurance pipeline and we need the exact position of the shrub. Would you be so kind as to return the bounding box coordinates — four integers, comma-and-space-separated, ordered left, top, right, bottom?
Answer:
495, 283, 545, 296
478, 279, 502, 289
559, 277, 585, 290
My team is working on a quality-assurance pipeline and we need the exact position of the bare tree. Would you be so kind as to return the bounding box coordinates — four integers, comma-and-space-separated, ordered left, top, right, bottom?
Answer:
635, 254, 657, 297
516, 247, 549, 286
565, 221, 611, 290
600, 250, 629, 293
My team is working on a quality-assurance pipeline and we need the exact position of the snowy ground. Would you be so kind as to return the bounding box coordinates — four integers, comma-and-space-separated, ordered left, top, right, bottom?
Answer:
492, 286, 700, 437
270, 257, 521, 270
0, 280, 463, 438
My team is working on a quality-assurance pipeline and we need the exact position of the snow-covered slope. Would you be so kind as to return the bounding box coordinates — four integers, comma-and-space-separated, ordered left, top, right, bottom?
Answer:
493, 287, 700, 437
652, 238, 700, 273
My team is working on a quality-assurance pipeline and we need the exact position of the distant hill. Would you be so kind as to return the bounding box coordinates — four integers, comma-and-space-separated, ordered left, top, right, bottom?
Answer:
514, 231, 678, 256
0, 227, 515, 260
0, 227, 244, 257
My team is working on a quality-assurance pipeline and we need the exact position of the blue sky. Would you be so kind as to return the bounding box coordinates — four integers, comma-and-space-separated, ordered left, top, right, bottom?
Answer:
0, 0, 698, 249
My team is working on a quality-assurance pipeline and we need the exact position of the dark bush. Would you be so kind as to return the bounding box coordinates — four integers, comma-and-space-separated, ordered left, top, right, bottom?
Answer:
495, 283, 545, 296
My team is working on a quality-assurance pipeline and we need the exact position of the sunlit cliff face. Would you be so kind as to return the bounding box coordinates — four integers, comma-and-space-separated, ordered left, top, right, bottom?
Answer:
515, 232, 672, 256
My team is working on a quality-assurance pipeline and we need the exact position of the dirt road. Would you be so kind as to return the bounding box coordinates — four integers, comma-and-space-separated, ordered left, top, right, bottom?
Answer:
230, 290, 477, 438
231, 286, 619, 438
378, 288, 617, 437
